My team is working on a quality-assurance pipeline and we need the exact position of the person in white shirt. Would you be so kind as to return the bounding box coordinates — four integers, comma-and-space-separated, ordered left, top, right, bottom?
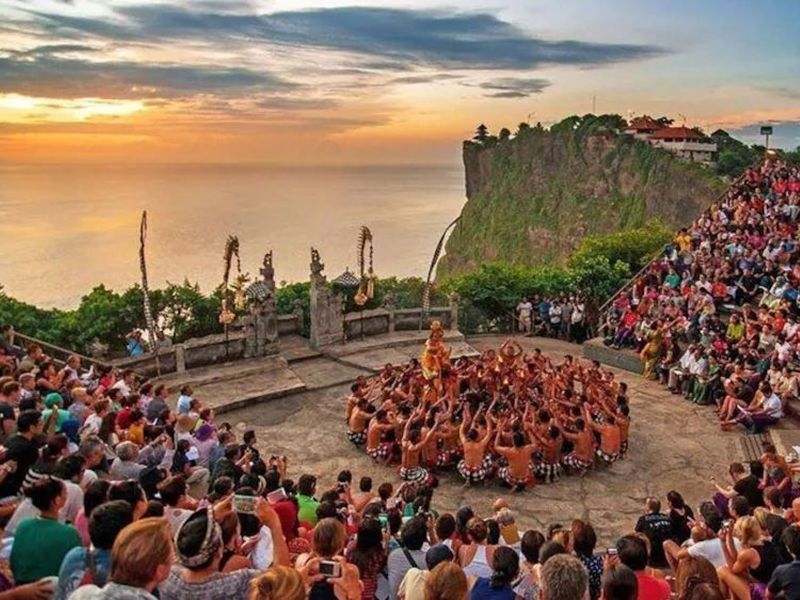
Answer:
516, 299, 533, 334
668, 345, 697, 394
723, 382, 783, 433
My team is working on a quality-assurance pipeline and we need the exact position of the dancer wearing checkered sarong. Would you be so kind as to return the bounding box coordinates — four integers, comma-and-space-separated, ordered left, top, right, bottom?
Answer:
561, 418, 595, 475
400, 412, 437, 487
530, 425, 563, 483
365, 409, 396, 463
347, 397, 373, 447
457, 408, 494, 486
493, 426, 537, 491
585, 404, 622, 467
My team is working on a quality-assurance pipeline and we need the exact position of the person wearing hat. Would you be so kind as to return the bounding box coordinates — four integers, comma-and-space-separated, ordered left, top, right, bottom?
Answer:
42, 392, 72, 434
398, 543, 455, 600
159, 495, 289, 599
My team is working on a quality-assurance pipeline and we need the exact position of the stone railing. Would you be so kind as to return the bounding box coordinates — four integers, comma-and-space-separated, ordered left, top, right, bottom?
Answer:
277, 314, 301, 336
112, 331, 247, 377
343, 305, 456, 340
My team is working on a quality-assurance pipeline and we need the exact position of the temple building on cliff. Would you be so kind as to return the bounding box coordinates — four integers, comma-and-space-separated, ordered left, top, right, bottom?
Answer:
625, 116, 717, 166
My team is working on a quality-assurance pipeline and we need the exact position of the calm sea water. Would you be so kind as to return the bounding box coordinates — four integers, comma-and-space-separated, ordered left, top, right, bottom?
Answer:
0, 164, 465, 309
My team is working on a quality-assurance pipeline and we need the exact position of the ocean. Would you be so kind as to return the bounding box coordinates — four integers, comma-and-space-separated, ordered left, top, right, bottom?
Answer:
0, 163, 465, 309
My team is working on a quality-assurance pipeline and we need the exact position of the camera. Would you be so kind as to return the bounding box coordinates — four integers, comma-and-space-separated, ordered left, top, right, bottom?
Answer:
318, 559, 341, 578
233, 495, 257, 514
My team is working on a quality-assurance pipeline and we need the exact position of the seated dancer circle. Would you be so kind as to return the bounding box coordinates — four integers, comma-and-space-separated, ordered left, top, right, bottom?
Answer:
345, 322, 631, 491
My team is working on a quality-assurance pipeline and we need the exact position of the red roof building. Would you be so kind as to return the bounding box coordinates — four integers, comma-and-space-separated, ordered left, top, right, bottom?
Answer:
626, 116, 661, 133
648, 126, 704, 141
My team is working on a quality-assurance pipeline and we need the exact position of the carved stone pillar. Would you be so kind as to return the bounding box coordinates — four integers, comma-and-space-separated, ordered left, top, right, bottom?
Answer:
448, 292, 460, 331
309, 247, 345, 348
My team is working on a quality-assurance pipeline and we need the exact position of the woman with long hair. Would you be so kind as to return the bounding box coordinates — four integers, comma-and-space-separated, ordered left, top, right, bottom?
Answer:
249, 566, 307, 600
425, 561, 468, 600
345, 517, 386, 600
469, 546, 519, 599
296, 518, 361, 600
718, 516, 781, 600
675, 555, 718, 600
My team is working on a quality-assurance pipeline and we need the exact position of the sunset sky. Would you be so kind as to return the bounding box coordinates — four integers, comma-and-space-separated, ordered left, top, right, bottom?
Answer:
1, 0, 799, 165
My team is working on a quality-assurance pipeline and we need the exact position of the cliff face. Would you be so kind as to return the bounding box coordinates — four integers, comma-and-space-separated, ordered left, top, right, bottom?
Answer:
438, 125, 726, 278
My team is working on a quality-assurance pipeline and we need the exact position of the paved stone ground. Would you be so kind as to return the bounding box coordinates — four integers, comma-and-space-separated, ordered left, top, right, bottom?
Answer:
227, 335, 743, 546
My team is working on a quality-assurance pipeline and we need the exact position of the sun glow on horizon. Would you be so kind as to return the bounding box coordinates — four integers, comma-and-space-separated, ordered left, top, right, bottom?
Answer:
0, 93, 145, 123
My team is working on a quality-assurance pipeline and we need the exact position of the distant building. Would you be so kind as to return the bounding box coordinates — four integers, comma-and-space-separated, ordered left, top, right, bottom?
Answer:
625, 116, 661, 140
647, 126, 717, 165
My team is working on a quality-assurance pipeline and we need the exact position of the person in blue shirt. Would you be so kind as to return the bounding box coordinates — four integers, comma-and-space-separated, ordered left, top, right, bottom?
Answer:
125, 330, 145, 357
177, 385, 193, 415
470, 546, 519, 600
57, 500, 134, 600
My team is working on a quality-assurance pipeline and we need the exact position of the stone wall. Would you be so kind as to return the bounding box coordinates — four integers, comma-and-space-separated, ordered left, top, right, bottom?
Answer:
112, 331, 247, 377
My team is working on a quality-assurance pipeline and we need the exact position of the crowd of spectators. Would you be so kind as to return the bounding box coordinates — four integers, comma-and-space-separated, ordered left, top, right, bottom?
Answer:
601, 158, 800, 433
515, 296, 589, 344
2, 334, 800, 600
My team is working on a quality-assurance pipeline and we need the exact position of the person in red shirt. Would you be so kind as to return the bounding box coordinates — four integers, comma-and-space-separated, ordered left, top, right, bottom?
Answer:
615, 535, 670, 600
612, 310, 640, 349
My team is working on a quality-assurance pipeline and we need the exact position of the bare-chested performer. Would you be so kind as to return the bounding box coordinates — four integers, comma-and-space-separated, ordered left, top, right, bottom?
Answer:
494, 421, 537, 491
347, 398, 374, 446
457, 408, 494, 486
585, 405, 621, 465
366, 408, 396, 464
399, 413, 437, 486
530, 424, 563, 483
561, 418, 595, 474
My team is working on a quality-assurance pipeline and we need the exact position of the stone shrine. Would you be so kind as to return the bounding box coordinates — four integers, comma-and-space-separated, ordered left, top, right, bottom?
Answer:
309, 247, 345, 348
242, 251, 279, 358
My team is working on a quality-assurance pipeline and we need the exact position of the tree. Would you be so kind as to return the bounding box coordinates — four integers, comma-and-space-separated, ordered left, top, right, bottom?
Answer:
498, 127, 511, 141
516, 122, 531, 135
655, 116, 674, 127
473, 124, 489, 142
568, 221, 671, 273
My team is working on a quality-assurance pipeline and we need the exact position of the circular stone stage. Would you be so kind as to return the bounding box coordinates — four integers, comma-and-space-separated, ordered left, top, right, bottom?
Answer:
228, 335, 740, 545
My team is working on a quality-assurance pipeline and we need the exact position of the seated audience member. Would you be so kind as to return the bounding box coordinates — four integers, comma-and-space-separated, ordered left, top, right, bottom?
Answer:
675, 556, 719, 600
10, 477, 82, 584
296, 517, 361, 600
69, 517, 174, 599
601, 565, 638, 600
398, 543, 454, 600
469, 545, 519, 599
539, 554, 589, 600
56, 499, 134, 599
616, 535, 670, 600
634, 498, 673, 568
386, 515, 430, 598
718, 516, 781, 600
767, 526, 800, 600
424, 561, 468, 600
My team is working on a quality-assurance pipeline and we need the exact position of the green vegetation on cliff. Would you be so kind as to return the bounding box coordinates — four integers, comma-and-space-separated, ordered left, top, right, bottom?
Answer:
437, 114, 727, 278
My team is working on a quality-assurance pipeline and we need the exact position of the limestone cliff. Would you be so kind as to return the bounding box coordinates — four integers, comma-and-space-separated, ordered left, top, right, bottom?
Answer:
437, 119, 726, 278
